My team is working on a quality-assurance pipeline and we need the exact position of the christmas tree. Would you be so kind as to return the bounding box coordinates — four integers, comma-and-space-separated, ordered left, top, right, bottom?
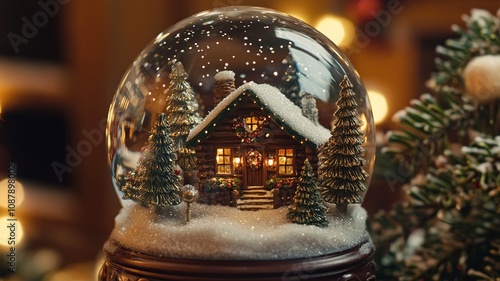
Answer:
122, 113, 182, 206
374, 9, 500, 280
287, 159, 329, 228
318, 75, 368, 214
280, 54, 303, 107
165, 61, 202, 172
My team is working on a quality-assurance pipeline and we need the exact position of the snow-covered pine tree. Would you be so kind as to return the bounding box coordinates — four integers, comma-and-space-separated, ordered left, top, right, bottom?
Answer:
318, 75, 368, 214
280, 54, 303, 107
165, 61, 202, 172
288, 159, 329, 227
122, 113, 182, 207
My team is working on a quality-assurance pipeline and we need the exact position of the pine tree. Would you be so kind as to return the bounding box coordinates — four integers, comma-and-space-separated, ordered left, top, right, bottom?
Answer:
373, 9, 500, 280
165, 61, 202, 172
288, 159, 329, 227
280, 54, 303, 107
123, 113, 182, 206
318, 75, 368, 214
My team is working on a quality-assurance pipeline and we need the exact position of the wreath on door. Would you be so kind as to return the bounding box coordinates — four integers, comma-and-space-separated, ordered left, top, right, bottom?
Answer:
246, 149, 263, 170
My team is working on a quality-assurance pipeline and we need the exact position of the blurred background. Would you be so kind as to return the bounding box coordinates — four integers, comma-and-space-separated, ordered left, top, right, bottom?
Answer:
0, 0, 497, 280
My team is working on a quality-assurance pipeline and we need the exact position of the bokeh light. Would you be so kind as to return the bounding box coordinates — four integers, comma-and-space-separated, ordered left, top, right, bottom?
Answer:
0, 216, 24, 247
367, 90, 388, 124
315, 15, 355, 48
0, 178, 25, 208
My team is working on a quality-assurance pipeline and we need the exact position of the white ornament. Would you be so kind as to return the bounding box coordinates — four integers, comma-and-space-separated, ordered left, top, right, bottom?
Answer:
463, 54, 500, 103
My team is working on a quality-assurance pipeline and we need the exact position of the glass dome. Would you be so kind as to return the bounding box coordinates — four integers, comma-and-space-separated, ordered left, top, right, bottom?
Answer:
107, 6, 375, 207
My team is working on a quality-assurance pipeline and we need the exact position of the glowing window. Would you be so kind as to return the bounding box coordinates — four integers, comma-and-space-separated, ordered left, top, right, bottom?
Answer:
245, 116, 259, 131
216, 148, 232, 174
277, 148, 294, 175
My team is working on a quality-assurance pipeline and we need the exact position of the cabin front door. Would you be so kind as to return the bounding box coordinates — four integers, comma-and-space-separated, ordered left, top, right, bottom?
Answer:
245, 147, 263, 187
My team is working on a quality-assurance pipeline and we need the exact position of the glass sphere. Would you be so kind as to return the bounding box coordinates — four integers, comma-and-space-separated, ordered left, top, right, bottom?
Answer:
107, 6, 375, 207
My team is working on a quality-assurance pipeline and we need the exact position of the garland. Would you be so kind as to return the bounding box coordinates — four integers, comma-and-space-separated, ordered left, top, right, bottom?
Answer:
232, 116, 269, 143
266, 177, 297, 190
203, 177, 241, 192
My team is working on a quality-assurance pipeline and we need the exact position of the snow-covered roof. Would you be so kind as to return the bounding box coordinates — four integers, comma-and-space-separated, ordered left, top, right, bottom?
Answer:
187, 82, 331, 148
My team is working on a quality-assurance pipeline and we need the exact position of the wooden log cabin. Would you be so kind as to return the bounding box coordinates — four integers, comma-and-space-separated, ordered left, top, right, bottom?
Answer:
186, 71, 330, 208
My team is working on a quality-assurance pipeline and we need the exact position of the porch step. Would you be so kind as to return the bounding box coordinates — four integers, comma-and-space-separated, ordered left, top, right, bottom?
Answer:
237, 186, 274, 211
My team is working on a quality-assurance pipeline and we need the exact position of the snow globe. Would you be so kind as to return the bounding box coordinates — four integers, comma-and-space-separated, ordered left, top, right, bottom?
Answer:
100, 6, 376, 281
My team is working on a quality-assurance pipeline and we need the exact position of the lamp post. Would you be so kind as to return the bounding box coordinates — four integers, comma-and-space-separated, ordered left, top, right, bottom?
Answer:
182, 185, 197, 223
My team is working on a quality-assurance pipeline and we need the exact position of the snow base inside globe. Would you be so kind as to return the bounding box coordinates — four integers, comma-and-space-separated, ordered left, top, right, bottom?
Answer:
98, 203, 376, 281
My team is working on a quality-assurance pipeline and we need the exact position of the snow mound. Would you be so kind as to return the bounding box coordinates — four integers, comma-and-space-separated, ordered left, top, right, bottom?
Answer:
109, 203, 369, 260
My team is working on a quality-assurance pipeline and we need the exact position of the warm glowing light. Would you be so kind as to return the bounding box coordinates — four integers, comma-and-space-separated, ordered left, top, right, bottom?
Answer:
0, 216, 24, 246
368, 90, 389, 124
360, 114, 368, 132
267, 158, 274, 167
0, 178, 25, 208
315, 15, 355, 48
234, 156, 241, 165
279, 157, 286, 165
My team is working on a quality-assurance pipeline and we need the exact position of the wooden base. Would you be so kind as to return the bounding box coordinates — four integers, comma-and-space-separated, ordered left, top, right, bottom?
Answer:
99, 239, 376, 280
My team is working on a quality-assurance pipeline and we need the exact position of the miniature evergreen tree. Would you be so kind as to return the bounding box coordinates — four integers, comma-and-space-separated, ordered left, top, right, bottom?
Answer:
288, 159, 329, 227
122, 113, 182, 206
318, 75, 368, 214
121, 171, 138, 199
165, 61, 202, 172
280, 54, 303, 107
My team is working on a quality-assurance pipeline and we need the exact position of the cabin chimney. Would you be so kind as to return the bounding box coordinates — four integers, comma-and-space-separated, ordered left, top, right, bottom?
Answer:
213, 70, 236, 105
